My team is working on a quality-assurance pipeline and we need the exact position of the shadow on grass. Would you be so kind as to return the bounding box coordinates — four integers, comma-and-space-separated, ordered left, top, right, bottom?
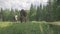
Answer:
49, 24, 60, 34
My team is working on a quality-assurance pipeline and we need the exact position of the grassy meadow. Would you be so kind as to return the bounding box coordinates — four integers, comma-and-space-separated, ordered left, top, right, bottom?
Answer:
0, 21, 60, 34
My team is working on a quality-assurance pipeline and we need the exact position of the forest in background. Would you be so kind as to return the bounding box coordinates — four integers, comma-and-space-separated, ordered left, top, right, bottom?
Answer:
0, 0, 60, 22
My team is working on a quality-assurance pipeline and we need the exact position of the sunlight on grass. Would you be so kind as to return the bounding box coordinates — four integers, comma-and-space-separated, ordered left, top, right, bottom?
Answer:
0, 22, 12, 28
31, 21, 47, 23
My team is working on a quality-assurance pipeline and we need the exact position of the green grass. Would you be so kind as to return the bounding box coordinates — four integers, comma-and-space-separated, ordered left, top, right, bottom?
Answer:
0, 21, 60, 34
0, 22, 41, 34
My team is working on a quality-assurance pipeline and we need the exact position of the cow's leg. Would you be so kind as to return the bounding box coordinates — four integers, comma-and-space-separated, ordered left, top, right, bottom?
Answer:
25, 17, 26, 23
20, 17, 23, 23
20, 20, 22, 23
23, 17, 26, 23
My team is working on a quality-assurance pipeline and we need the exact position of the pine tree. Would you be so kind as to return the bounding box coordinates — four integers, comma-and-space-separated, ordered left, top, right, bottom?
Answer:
9, 8, 15, 21
36, 4, 42, 21
56, 0, 60, 20
0, 8, 3, 21
36, 6, 40, 21
45, 0, 54, 22
29, 4, 36, 21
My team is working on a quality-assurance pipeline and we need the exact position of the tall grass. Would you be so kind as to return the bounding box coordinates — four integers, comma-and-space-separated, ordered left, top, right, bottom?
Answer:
0, 22, 40, 34
0, 22, 60, 34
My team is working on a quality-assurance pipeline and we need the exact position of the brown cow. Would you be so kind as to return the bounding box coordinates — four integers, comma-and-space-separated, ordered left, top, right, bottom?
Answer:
20, 9, 27, 23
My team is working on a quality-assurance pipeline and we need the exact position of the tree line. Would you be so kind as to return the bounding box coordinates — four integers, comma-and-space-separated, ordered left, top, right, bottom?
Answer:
29, 0, 60, 22
0, 0, 60, 22
0, 8, 19, 21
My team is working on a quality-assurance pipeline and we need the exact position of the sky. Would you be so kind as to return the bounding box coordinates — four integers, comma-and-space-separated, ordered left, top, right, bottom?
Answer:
0, 0, 48, 10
